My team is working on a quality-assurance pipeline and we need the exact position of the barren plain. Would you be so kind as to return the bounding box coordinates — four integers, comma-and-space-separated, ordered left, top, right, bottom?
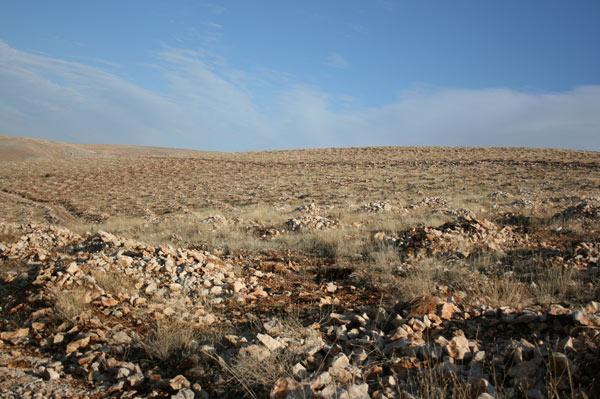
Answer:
1, 136, 600, 398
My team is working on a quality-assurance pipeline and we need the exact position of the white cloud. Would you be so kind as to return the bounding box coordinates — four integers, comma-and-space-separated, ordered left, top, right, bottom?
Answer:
324, 52, 350, 69
342, 86, 600, 149
349, 23, 367, 34
1, 40, 599, 151
0, 41, 270, 150
201, 3, 227, 15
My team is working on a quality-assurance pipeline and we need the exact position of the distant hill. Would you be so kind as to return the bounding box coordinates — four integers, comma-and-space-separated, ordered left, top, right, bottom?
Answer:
1, 134, 598, 163
0, 135, 212, 161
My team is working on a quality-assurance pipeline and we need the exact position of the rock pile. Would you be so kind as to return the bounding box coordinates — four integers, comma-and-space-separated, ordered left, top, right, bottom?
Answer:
554, 197, 600, 221
200, 214, 228, 226
408, 196, 449, 210
294, 203, 322, 214
489, 191, 510, 199
264, 297, 600, 399
0, 223, 272, 397
398, 215, 522, 258
511, 198, 535, 208
359, 201, 394, 213
286, 215, 339, 232
1, 222, 600, 398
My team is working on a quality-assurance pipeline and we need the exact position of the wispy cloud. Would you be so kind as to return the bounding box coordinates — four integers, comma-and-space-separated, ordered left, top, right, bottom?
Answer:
1, 40, 599, 151
324, 52, 350, 69
349, 23, 367, 34
377, 0, 398, 11
201, 2, 227, 15
206, 21, 222, 29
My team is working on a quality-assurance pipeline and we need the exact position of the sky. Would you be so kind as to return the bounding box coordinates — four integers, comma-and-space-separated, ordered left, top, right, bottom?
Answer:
1, 1, 599, 151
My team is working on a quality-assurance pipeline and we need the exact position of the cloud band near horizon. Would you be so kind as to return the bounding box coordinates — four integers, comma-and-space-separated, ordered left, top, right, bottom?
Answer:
0, 40, 599, 151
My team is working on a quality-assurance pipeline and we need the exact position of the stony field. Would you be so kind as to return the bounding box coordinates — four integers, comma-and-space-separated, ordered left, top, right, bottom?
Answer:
1, 140, 600, 398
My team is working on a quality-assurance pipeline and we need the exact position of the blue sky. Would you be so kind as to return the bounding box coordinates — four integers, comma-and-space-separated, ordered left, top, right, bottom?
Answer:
1, 1, 599, 150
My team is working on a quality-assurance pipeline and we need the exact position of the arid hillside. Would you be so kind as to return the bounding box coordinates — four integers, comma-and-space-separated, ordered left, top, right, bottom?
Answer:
0, 135, 219, 162
1, 137, 600, 398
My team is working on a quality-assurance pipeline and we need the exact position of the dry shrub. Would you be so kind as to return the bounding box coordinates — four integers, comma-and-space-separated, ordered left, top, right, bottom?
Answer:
268, 316, 322, 346
230, 350, 299, 392
278, 229, 361, 259
243, 204, 288, 225
0, 259, 34, 323
532, 266, 585, 304
403, 366, 471, 399
356, 256, 463, 301
0, 258, 30, 281
545, 350, 576, 399
216, 226, 270, 255
92, 269, 136, 296
0, 230, 21, 244
53, 287, 91, 322
141, 319, 198, 361
472, 276, 530, 308
370, 245, 401, 267
367, 252, 531, 307
340, 209, 454, 232
301, 233, 339, 259
466, 251, 503, 272
227, 316, 320, 396
395, 259, 443, 301
355, 245, 402, 290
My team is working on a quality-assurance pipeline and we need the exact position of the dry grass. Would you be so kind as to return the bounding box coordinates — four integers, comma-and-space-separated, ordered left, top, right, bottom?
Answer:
228, 316, 319, 396
52, 287, 91, 322
354, 246, 404, 292
140, 319, 199, 362
1, 142, 600, 397
3, 146, 598, 229
357, 252, 534, 307
0, 258, 30, 281
92, 269, 137, 296
357, 257, 468, 302
531, 266, 585, 304
403, 366, 472, 399
473, 276, 531, 308
0, 231, 20, 244
545, 350, 576, 399
229, 351, 299, 393
370, 245, 402, 273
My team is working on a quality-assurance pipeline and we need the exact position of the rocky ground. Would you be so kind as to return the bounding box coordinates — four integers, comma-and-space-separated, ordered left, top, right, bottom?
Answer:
1, 144, 600, 398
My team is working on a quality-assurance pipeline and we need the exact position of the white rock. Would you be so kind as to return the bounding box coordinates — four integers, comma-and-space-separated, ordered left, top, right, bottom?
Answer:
233, 281, 246, 293
446, 333, 470, 360
292, 362, 308, 379
65, 262, 79, 274
339, 383, 370, 399
44, 368, 60, 380
326, 282, 337, 293
257, 333, 285, 352
172, 388, 195, 399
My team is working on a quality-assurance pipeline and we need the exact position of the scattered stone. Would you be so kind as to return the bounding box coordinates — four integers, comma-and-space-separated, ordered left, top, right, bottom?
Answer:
325, 282, 337, 293
286, 215, 339, 231
0, 328, 29, 341
439, 302, 459, 320
43, 368, 60, 381
111, 331, 131, 345
66, 336, 90, 354
200, 215, 227, 226
359, 201, 393, 213
172, 388, 195, 399
257, 333, 286, 352
446, 331, 470, 360
0, 204, 598, 399
169, 375, 191, 391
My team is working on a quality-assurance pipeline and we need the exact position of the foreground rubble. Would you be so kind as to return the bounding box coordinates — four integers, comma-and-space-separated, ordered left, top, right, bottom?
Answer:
1, 220, 600, 398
